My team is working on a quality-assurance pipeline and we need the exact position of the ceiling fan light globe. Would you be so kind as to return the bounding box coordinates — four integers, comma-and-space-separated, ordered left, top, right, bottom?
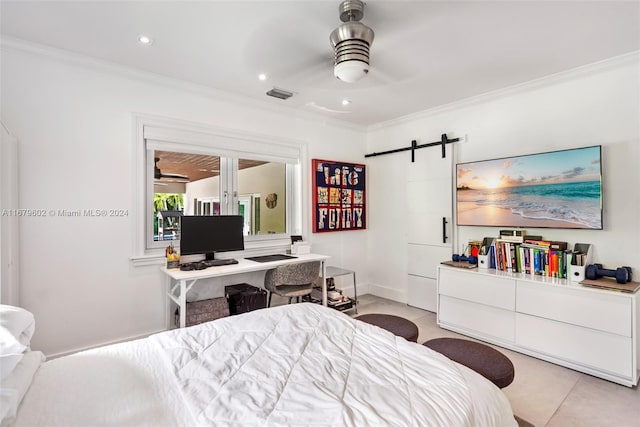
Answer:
334, 60, 369, 82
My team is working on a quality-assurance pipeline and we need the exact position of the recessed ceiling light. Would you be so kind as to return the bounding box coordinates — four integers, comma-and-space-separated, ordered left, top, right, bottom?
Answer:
341, 99, 351, 106
258, 73, 268, 81
138, 35, 153, 45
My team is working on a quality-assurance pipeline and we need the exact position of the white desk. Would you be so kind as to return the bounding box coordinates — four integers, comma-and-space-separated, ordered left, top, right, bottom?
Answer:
161, 253, 331, 328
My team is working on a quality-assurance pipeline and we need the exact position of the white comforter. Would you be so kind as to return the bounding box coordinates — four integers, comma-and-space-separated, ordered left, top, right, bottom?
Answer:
150, 303, 515, 426
15, 303, 516, 426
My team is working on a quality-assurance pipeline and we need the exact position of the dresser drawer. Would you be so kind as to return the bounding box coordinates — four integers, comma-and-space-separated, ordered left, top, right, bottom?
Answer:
439, 268, 516, 310
516, 313, 633, 379
516, 281, 632, 336
439, 296, 515, 343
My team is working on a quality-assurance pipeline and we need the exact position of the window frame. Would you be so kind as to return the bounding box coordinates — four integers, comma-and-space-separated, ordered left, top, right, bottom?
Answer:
131, 114, 306, 265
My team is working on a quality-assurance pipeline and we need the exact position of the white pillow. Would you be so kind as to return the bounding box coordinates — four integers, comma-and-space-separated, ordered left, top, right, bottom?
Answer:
0, 350, 44, 427
0, 354, 24, 380
0, 305, 35, 355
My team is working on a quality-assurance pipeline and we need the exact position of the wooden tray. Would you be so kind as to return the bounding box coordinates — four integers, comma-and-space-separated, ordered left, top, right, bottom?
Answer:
441, 260, 478, 269
580, 278, 640, 293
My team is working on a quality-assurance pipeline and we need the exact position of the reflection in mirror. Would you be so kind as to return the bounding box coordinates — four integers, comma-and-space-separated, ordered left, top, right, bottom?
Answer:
153, 150, 220, 241
152, 150, 286, 240
154, 193, 184, 241
238, 160, 286, 235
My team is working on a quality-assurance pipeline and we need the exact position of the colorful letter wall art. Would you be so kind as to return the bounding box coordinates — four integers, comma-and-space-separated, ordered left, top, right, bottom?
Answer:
312, 159, 366, 232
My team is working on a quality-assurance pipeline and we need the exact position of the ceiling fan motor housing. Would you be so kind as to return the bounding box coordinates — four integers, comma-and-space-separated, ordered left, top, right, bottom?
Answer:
330, 0, 375, 82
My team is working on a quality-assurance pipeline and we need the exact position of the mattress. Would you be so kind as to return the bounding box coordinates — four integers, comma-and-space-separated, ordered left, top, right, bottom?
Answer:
15, 303, 516, 426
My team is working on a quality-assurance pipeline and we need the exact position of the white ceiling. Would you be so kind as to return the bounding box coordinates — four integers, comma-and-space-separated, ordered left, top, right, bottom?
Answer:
2, 1, 638, 127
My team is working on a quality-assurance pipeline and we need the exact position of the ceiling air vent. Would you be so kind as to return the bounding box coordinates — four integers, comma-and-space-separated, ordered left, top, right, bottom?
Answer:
266, 88, 294, 100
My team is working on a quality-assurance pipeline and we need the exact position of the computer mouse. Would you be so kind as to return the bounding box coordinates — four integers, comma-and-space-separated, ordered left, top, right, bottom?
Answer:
179, 263, 195, 271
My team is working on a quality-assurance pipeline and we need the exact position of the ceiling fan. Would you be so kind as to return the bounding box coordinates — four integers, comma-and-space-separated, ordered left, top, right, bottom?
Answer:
245, 0, 416, 115
154, 157, 189, 182
330, 0, 375, 83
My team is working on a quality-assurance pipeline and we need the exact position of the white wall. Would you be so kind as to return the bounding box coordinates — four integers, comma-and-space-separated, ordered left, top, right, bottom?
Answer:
1, 43, 368, 356
366, 54, 640, 302
0, 124, 20, 305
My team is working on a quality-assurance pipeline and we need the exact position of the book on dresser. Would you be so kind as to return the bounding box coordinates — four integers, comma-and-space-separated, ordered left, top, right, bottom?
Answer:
516, 240, 569, 278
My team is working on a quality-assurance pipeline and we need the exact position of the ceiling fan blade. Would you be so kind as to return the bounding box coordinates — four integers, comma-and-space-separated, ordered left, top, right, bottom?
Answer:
305, 101, 352, 115
243, 12, 334, 84
155, 156, 189, 181
160, 173, 189, 180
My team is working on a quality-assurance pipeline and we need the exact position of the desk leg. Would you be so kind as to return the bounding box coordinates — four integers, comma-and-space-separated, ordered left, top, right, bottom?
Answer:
353, 271, 358, 314
321, 260, 328, 307
167, 279, 196, 328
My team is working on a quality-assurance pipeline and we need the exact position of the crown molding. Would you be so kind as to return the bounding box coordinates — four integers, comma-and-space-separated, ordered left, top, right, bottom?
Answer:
367, 50, 640, 132
1, 36, 365, 133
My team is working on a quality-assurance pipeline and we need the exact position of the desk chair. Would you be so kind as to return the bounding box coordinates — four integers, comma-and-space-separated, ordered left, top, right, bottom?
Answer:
264, 261, 321, 307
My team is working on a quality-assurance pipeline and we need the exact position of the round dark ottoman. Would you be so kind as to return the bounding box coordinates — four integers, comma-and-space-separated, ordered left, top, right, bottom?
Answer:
423, 338, 514, 388
356, 313, 419, 343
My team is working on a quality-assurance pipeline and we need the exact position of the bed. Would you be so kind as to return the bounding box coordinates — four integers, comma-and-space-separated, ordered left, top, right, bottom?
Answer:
3, 303, 517, 426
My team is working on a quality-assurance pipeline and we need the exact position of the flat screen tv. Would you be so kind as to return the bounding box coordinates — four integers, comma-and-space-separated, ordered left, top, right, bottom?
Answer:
456, 146, 602, 229
180, 215, 245, 259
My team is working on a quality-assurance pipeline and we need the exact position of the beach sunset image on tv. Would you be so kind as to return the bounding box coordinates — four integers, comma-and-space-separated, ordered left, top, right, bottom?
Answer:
456, 146, 602, 229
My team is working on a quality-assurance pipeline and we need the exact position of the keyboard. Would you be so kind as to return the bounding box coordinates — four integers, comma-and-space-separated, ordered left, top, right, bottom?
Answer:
202, 258, 239, 267
245, 254, 298, 263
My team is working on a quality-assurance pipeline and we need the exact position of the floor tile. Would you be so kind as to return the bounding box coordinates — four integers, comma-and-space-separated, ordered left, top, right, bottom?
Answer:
545, 374, 640, 427
500, 350, 581, 427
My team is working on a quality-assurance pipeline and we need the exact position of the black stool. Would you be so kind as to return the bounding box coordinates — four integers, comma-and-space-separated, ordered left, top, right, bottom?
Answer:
423, 337, 514, 388
356, 314, 419, 343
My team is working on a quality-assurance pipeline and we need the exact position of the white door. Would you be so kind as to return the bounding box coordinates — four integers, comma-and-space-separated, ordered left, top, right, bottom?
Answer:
406, 143, 453, 312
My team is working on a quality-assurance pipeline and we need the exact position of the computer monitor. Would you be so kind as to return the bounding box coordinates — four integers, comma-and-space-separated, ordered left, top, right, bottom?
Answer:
180, 215, 244, 260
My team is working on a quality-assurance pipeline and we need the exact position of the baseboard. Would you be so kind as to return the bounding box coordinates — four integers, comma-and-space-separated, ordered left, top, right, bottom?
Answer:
336, 283, 369, 299
45, 328, 167, 360
367, 283, 406, 303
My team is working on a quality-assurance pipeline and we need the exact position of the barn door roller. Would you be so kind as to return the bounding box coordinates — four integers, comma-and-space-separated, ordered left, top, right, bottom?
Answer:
364, 133, 459, 162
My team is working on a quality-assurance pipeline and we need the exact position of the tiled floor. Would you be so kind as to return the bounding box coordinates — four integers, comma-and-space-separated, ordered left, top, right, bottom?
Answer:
349, 294, 640, 427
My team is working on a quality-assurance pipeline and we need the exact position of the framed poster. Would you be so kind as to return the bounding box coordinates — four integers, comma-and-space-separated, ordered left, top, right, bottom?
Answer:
312, 159, 366, 232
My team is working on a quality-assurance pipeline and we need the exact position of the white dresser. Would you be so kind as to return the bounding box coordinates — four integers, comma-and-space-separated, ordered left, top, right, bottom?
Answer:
436, 265, 639, 387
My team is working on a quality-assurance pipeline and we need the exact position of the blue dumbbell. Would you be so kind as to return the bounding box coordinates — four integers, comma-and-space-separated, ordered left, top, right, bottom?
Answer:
585, 263, 632, 284
452, 254, 478, 264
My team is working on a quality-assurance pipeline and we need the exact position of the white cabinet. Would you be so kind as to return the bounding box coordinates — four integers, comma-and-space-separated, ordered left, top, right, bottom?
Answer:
516, 281, 631, 336
439, 296, 516, 343
439, 268, 516, 310
437, 265, 639, 387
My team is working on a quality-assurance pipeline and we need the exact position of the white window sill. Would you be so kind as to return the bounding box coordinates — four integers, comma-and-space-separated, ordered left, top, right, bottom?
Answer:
130, 254, 166, 267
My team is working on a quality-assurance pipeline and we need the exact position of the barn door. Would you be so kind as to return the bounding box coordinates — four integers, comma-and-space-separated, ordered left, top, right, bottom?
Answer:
406, 145, 452, 312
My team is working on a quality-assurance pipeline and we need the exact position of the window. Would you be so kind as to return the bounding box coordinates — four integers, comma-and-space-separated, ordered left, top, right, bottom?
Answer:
133, 115, 306, 260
